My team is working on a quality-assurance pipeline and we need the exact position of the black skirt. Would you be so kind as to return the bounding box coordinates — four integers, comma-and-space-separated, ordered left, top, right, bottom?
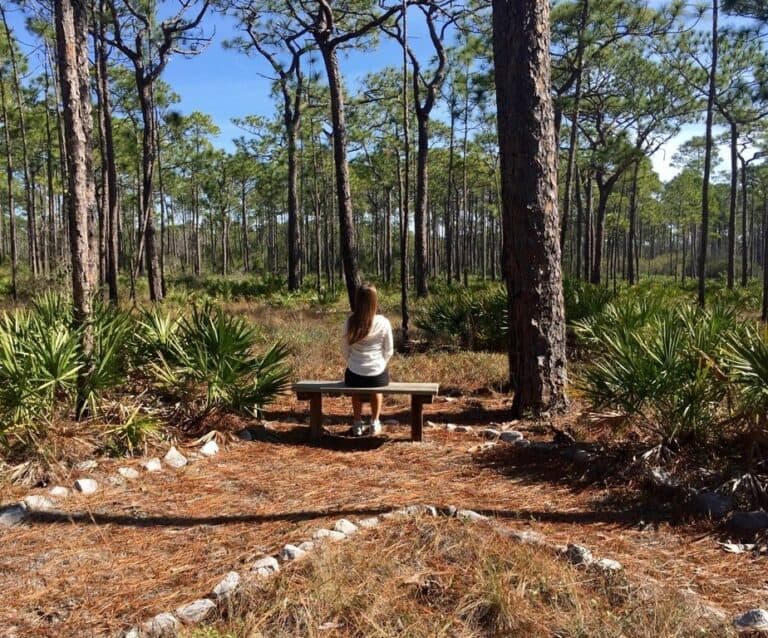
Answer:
344, 367, 390, 388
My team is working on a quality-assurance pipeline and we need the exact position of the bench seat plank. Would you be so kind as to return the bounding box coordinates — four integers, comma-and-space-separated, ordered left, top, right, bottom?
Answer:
293, 380, 439, 396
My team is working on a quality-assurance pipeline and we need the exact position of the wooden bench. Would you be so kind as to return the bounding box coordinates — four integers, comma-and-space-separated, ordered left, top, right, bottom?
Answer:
293, 380, 440, 441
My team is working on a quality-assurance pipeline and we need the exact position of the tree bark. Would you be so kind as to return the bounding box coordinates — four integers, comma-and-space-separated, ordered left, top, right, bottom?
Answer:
492, 0, 568, 415
55, 0, 97, 417
316, 40, 360, 309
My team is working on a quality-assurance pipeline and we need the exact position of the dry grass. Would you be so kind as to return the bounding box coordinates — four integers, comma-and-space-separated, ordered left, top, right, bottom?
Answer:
192, 517, 733, 638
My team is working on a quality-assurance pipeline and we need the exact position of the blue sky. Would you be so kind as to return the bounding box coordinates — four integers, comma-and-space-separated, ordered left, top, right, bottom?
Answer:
5, 3, 753, 183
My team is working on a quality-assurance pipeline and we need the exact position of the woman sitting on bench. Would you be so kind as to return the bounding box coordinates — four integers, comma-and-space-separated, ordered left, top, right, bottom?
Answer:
342, 283, 393, 436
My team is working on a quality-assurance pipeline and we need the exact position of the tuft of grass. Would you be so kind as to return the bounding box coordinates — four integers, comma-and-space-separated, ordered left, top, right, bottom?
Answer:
195, 517, 732, 638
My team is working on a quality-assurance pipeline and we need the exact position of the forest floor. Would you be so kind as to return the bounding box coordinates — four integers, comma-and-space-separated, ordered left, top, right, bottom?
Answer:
0, 303, 766, 636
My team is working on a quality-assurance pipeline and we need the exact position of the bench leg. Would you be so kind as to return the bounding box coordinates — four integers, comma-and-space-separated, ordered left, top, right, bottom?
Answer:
410, 395, 425, 442
309, 394, 323, 439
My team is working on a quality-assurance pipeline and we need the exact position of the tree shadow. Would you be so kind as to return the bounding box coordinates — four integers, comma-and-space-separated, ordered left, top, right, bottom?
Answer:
245, 424, 414, 452
24, 502, 678, 531
474, 443, 690, 528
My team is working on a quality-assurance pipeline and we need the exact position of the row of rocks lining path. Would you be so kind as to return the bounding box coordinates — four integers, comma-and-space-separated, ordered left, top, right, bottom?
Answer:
0, 394, 766, 636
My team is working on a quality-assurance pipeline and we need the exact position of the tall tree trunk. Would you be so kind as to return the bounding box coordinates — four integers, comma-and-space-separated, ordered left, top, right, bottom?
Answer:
492, 0, 568, 415
317, 41, 360, 308
134, 80, 163, 301
699, 0, 718, 306
559, 0, 588, 255
445, 106, 456, 283
286, 118, 301, 290
1, 6, 37, 278
627, 160, 640, 285
0, 72, 18, 299
741, 154, 748, 287
414, 114, 429, 297
727, 120, 737, 289
55, 0, 97, 417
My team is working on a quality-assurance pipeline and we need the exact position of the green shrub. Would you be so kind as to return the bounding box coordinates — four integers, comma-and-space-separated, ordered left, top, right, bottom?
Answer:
577, 303, 737, 445
415, 285, 507, 351
104, 407, 163, 457
150, 302, 292, 416
562, 279, 615, 324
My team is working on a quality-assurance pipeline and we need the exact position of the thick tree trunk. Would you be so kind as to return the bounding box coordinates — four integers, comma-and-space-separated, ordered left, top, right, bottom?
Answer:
317, 41, 360, 309
55, 0, 97, 416
492, 0, 568, 415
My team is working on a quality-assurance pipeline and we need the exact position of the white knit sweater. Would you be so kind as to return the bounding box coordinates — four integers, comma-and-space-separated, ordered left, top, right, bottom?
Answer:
342, 315, 394, 376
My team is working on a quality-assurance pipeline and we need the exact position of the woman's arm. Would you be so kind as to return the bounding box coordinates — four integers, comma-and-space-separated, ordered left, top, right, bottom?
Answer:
341, 318, 350, 362
382, 318, 394, 363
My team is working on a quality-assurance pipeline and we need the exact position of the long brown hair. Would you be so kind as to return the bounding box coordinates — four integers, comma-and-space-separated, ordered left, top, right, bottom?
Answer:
347, 284, 378, 344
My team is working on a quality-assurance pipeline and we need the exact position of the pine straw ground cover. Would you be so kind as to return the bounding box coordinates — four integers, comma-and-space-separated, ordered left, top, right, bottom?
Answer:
1, 394, 767, 637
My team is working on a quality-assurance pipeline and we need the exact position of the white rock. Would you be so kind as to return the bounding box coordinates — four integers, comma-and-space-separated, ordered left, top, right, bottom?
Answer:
0, 504, 27, 527
482, 428, 501, 439
334, 519, 358, 535
455, 425, 472, 433
280, 543, 308, 561
118, 467, 140, 480
75, 460, 98, 471
200, 440, 219, 456
565, 543, 594, 566
141, 458, 162, 472
124, 628, 141, 638
446, 505, 458, 517
74, 478, 98, 495
49, 486, 71, 498
456, 509, 488, 522
141, 612, 180, 638
734, 609, 768, 632
22, 495, 56, 511
313, 528, 346, 541
444, 423, 457, 431
298, 541, 315, 552
510, 530, 546, 546
251, 555, 280, 577
211, 571, 240, 601
425, 421, 439, 429
357, 517, 381, 529
500, 431, 524, 443
595, 558, 623, 572
399, 504, 438, 517
163, 446, 188, 469
176, 598, 216, 624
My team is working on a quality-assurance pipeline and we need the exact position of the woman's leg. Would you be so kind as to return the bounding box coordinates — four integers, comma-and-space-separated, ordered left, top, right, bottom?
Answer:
370, 393, 383, 422
352, 395, 363, 422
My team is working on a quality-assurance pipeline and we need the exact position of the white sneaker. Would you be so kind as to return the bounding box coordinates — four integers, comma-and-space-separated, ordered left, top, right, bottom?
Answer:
368, 420, 382, 435
351, 421, 365, 437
